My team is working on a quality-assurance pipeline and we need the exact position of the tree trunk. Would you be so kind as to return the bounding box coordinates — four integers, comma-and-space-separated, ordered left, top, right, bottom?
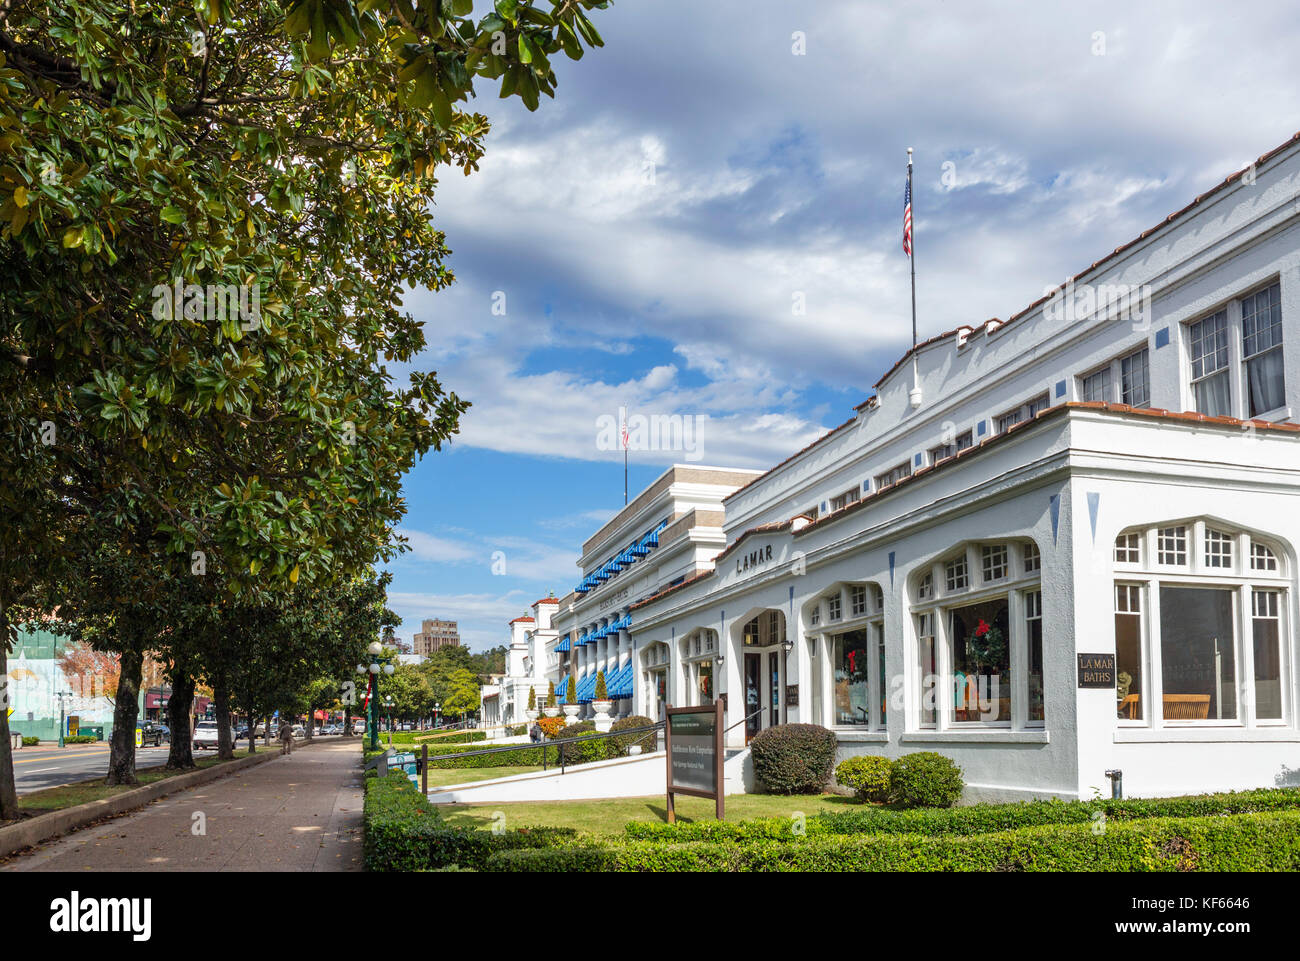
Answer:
343, 705, 352, 738
165, 669, 195, 769
263, 714, 272, 747
106, 647, 144, 786
214, 684, 233, 760
0, 604, 20, 821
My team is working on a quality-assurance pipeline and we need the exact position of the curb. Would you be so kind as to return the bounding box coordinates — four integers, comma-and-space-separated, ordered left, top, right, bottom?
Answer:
0, 739, 328, 859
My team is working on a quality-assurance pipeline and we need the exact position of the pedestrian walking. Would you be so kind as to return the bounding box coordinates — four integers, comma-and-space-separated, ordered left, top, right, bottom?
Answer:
279, 721, 294, 756
529, 722, 542, 743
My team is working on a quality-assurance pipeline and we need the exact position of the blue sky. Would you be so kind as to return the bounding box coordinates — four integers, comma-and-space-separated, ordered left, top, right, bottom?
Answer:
381, 0, 1300, 650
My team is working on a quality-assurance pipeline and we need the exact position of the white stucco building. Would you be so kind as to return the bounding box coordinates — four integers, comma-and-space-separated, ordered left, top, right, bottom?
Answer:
576, 131, 1300, 802
480, 597, 561, 733
546, 466, 763, 718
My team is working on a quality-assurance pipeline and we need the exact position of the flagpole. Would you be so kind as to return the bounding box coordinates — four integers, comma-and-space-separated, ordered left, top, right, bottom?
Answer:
907, 147, 921, 409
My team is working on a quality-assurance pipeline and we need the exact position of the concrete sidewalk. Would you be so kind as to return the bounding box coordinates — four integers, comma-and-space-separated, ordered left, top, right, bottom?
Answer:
1, 738, 365, 872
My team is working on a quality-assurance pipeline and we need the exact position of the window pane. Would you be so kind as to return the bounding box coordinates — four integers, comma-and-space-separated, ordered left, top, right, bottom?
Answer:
1158, 586, 1236, 720
831, 628, 870, 726
1115, 598, 1143, 721
1081, 366, 1112, 403
917, 612, 936, 726
1026, 590, 1045, 722
1246, 347, 1285, 416
1253, 590, 1282, 721
1121, 348, 1150, 408
1193, 370, 1232, 417
949, 598, 1011, 722
1241, 283, 1283, 358
873, 622, 887, 727
696, 660, 713, 704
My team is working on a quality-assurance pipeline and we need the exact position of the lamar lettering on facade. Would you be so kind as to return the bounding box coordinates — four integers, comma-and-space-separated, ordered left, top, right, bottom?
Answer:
736, 544, 773, 574
49, 891, 151, 941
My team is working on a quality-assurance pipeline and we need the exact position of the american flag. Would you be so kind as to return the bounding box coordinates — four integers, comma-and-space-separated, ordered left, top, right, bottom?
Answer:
902, 176, 913, 256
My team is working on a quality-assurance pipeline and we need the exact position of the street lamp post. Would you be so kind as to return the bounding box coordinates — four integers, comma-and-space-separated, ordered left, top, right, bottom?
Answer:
55, 690, 72, 748
355, 639, 395, 752
384, 695, 394, 747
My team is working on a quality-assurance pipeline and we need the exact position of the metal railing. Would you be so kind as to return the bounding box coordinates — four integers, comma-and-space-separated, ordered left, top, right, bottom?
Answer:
724, 708, 763, 736
421, 721, 665, 776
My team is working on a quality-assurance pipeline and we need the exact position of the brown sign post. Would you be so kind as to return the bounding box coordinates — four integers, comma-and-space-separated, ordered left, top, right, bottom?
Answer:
664, 700, 725, 823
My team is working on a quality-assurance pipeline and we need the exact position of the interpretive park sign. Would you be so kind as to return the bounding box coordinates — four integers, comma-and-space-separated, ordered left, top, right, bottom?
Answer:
664, 701, 724, 822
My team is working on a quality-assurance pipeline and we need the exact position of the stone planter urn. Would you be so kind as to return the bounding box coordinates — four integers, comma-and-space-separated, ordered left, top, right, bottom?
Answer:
591, 699, 614, 732
525, 709, 540, 721
562, 704, 581, 723
543, 706, 561, 718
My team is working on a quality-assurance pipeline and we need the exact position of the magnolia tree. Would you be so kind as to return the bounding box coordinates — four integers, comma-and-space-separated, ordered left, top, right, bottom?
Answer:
0, 0, 612, 817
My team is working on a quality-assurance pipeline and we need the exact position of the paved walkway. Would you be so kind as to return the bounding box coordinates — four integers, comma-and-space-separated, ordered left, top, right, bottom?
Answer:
2, 738, 365, 872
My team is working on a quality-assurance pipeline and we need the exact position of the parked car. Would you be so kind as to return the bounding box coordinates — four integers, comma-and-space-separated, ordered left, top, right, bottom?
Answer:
290, 724, 306, 738
139, 721, 170, 747
192, 721, 235, 751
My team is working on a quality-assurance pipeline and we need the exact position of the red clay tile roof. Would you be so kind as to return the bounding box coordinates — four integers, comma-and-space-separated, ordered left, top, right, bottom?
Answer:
509, 616, 535, 624
533, 597, 560, 605
636, 402, 1300, 612
726, 130, 1300, 503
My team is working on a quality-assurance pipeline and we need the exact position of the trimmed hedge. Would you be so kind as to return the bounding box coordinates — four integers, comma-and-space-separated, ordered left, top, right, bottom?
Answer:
835, 755, 892, 803
609, 715, 658, 756
364, 771, 576, 871
889, 752, 963, 808
21, 736, 40, 746
749, 723, 837, 794
496, 810, 1300, 872
622, 787, 1300, 842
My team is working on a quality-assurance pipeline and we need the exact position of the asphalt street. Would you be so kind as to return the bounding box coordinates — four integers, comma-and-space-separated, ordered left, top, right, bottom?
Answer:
13, 742, 240, 794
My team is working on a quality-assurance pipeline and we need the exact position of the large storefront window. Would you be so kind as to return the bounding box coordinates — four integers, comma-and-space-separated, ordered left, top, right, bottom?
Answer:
950, 599, 1011, 723
832, 628, 870, 726
1113, 521, 1289, 726
911, 540, 1042, 730
1159, 586, 1236, 720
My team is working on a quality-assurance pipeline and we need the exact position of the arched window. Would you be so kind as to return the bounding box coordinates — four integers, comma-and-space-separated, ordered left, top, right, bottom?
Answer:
680, 628, 717, 706
805, 581, 887, 732
910, 540, 1044, 729
1113, 521, 1289, 726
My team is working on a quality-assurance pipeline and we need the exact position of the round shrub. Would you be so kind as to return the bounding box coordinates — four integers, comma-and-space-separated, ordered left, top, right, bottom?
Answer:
835, 755, 893, 803
889, 752, 964, 808
21, 736, 41, 747
609, 715, 658, 756
750, 723, 837, 794
551, 720, 603, 763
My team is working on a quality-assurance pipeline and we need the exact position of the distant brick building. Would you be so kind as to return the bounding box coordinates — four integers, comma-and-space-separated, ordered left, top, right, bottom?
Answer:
412, 618, 460, 655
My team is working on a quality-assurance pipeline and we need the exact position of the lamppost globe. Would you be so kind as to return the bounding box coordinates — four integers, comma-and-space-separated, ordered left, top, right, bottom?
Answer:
368, 663, 380, 674
382, 663, 395, 675
367, 640, 383, 656
355, 664, 366, 674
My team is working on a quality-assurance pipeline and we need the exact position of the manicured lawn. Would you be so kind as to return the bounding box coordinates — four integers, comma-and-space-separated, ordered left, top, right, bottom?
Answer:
438, 792, 858, 836
11, 749, 260, 817
423, 765, 544, 787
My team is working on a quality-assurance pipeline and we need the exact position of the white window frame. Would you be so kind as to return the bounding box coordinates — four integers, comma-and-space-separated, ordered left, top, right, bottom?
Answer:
1113, 521, 1291, 730
910, 541, 1044, 731
1182, 279, 1288, 421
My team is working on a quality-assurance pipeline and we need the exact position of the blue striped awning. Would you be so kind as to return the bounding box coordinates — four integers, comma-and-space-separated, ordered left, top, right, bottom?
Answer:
555, 674, 570, 704
556, 636, 571, 653
577, 672, 595, 703
607, 662, 633, 699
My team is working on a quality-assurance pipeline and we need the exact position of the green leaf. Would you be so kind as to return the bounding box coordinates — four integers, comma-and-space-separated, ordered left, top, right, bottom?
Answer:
62, 225, 84, 248
160, 206, 186, 224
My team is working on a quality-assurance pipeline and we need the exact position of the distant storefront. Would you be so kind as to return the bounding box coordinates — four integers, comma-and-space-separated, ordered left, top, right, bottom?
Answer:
6, 627, 125, 741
